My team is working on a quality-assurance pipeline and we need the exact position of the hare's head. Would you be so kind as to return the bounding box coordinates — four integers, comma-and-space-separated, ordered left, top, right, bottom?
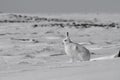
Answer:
63, 32, 72, 44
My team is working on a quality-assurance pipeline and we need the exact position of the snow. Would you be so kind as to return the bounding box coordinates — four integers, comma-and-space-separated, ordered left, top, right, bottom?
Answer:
0, 13, 120, 80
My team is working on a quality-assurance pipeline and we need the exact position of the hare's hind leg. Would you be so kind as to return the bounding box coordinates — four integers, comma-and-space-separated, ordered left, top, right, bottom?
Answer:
76, 54, 83, 62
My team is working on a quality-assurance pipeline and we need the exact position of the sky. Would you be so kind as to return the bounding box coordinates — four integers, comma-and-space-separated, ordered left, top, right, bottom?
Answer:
0, 0, 120, 13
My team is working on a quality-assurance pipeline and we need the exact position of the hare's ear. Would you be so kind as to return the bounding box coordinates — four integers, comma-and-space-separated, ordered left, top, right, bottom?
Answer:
66, 32, 69, 38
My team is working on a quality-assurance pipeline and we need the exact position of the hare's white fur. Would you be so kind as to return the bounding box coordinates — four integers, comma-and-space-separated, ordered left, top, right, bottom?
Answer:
63, 32, 90, 62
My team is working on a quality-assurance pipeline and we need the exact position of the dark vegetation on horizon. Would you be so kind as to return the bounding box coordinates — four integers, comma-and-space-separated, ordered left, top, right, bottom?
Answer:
0, 13, 119, 29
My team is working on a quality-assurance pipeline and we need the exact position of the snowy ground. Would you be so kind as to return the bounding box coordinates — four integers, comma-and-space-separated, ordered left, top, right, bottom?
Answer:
0, 13, 120, 80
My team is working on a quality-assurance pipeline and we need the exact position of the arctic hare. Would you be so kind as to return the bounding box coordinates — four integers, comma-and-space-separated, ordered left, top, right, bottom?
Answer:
63, 32, 91, 62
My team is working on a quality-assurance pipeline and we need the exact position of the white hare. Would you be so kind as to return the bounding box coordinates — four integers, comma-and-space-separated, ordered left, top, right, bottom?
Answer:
63, 32, 91, 62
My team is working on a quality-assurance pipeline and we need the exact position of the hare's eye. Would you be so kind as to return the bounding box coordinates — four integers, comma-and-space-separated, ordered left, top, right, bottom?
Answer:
64, 40, 67, 41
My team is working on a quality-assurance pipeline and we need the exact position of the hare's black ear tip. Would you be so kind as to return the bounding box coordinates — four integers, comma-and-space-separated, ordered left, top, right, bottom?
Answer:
66, 32, 69, 35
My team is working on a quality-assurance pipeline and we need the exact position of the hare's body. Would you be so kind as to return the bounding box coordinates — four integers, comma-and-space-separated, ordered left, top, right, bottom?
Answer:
63, 32, 91, 62
64, 42, 90, 61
